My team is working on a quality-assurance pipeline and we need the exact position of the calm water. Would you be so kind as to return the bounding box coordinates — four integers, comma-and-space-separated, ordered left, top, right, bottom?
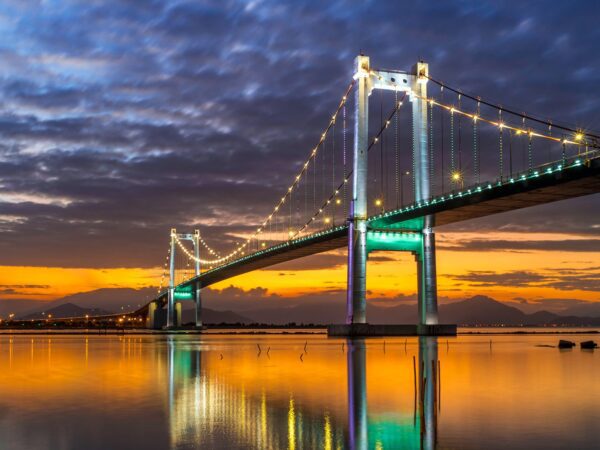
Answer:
0, 332, 598, 450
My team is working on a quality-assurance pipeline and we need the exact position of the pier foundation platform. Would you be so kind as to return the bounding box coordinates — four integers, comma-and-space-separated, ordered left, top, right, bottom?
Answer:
327, 323, 456, 337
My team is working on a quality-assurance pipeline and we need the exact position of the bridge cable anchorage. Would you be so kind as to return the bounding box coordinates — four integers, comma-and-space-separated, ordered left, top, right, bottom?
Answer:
171, 80, 355, 265
292, 92, 408, 238
424, 74, 600, 143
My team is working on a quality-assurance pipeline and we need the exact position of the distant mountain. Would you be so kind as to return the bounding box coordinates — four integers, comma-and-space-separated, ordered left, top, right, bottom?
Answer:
9, 287, 599, 326
245, 295, 599, 326
20, 302, 112, 320
439, 295, 528, 325
561, 302, 600, 318
17, 288, 156, 318
17, 299, 253, 325
548, 315, 600, 326
0, 299, 46, 318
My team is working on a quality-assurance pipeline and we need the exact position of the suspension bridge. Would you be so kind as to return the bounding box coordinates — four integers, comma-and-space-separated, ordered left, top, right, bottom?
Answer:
133, 54, 600, 334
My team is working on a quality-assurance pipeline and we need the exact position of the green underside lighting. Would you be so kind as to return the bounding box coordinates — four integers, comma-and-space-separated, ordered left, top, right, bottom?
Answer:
368, 414, 420, 449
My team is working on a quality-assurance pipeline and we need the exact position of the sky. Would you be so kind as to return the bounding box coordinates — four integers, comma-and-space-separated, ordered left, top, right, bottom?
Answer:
0, 0, 598, 315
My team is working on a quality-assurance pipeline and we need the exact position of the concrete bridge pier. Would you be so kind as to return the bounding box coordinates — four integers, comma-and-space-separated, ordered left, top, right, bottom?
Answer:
167, 228, 176, 329
411, 61, 439, 327
346, 54, 371, 325
419, 227, 439, 327
193, 231, 203, 329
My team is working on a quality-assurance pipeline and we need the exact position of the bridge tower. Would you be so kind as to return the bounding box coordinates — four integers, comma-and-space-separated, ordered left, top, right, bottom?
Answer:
166, 229, 203, 329
346, 55, 438, 328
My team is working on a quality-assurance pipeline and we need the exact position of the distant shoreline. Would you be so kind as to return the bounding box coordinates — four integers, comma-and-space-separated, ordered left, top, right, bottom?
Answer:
0, 327, 597, 336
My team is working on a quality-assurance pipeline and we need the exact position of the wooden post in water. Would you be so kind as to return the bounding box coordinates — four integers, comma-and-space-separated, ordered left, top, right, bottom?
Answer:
438, 359, 441, 412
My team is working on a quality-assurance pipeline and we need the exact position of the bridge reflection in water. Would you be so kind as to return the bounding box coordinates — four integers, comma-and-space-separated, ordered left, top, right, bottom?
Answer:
166, 337, 441, 449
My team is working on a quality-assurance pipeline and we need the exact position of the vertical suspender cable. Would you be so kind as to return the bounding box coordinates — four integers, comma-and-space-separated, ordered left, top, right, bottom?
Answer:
509, 129, 513, 179
429, 98, 434, 193
395, 89, 399, 208
499, 109, 503, 180
473, 101, 479, 184
343, 103, 347, 217
458, 93, 462, 172
380, 90, 384, 205
332, 118, 335, 225
450, 108, 455, 179
440, 86, 445, 193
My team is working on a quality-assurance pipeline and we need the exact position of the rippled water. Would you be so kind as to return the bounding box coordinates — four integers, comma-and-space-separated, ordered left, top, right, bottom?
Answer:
0, 332, 598, 449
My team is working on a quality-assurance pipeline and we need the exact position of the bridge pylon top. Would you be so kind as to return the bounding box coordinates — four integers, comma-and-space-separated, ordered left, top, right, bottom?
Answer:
353, 54, 426, 95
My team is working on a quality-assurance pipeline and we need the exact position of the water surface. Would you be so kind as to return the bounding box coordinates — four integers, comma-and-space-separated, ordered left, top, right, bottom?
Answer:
0, 332, 598, 449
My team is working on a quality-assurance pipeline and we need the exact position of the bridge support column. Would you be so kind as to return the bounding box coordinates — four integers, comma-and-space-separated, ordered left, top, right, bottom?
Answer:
419, 228, 438, 325
194, 230, 203, 328
411, 61, 439, 326
346, 54, 370, 325
147, 301, 157, 329
194, 281, 202, 328
174, 302, 182, 327
167, 228, 176, 328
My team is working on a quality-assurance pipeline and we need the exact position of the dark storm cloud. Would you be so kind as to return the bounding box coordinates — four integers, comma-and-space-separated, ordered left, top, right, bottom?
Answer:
448, 267, 600, 292
438, 237, 600, 252
0, 0, 599, 268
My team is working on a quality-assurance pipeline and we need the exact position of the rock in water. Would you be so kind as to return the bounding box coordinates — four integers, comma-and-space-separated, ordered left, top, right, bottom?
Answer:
558, 340, 575, 349
580, 340, 598, 349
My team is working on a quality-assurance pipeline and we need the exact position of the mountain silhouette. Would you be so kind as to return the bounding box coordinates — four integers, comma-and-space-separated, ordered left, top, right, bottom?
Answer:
8, 288, 600, 326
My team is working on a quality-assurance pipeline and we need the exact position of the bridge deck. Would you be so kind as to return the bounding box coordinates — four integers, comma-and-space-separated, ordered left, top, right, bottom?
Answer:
140, 156, 599, 316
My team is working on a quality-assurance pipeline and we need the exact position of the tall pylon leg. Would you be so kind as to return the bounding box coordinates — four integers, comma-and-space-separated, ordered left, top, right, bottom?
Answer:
411, 62, 439, 326
346, 55, 370, 325
167, 228, 176, 328
194, 230, 202, 328
421, 227, 438, 325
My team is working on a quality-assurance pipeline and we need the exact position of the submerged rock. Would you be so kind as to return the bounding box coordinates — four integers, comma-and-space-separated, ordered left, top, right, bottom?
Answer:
558, 340, 576, 349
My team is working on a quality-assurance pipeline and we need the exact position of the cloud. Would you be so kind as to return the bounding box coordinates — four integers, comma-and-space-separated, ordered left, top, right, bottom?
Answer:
0, 0, 597, 277
448, 270, 546, 287
438, 238, 600, 253
447, 267, 600, 292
